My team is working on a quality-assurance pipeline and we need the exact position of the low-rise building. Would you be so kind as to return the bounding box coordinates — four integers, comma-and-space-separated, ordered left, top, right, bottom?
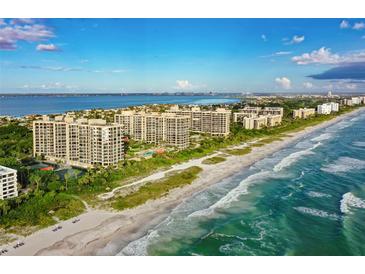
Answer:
233, 106, 284, 122
0, 165, 18, 200
293, 108, 316, 119
241, 114, 282, 130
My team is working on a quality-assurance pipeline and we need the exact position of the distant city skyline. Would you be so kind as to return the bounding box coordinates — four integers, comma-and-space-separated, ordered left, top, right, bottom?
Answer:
1, 18, 365, 94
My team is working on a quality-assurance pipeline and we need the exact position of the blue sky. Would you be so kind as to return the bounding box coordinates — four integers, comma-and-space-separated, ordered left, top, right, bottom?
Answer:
1, 18, 365, 93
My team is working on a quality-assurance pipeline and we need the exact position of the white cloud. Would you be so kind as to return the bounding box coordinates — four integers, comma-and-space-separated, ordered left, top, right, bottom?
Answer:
40, 82, 77, 90
174, 80, 206, 90
0, 19, 6, 26
176, 80, 193, 90
353, 22, 365, 30
10, 18, 34, 25
111, 69, 127, 73
292, 47, 365, 65
340, 20, 350, 29
0, 21, 54, 50
260, 51, 292, 58
261, 34, 267, 42
292, 47, 341, 65
274, 51, 292, 56
285, 35, 305, 45
275, 77, 291, 89
36, 43, 59, 51
345, 83, 357, 89
303, 82, 314, 89
322, 81, 362, 91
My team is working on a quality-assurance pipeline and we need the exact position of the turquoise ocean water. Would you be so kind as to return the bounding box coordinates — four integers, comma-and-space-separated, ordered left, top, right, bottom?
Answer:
118, 109, 365, 256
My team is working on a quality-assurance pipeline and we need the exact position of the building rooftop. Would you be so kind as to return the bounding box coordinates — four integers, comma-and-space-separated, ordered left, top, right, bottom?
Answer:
0, 165, 17, 174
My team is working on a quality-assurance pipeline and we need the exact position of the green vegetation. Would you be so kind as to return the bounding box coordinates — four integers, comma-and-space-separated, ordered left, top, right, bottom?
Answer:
225, 147, 252, 156
0, 192, 84, 230
112, 166, 202, 210
202, 156, 226, 165
0, 103, 363, 234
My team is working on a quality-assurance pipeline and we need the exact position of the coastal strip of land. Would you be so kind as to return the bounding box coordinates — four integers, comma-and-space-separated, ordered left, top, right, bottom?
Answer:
2, 107, 364, 256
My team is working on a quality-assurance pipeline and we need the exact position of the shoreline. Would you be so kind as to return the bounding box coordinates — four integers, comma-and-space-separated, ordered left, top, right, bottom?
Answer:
2, 107, 364, 256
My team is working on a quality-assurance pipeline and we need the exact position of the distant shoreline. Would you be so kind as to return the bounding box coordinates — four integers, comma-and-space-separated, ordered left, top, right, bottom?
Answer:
1, 93, 236, 97
0, 94, 240, 117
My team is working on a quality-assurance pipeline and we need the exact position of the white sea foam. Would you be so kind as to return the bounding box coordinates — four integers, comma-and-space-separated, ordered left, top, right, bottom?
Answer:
307, 191, 331, 198
117, 230, 159, 256
340, 192, 365, 214
291, 171, 305, 182
353, 141, 365, 147
273, 142, 321, 172
188, 171, 272, 218
294, 206, 340, 220
321, 157, 365, 173
311, 133, 332, 142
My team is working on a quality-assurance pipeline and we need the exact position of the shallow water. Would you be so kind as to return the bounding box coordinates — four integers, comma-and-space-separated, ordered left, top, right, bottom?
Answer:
117, 109, 365, 256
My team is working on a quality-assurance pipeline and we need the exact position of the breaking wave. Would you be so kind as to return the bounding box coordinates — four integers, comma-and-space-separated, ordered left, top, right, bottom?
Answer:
353, 141, 365, 147
306, 191, 331, 198
188, 171, 272, 218
117, 230, 159, 256
273, 142, 321, 172
321, 157, 365, 174
340, 192, 365, 214
294, 207, 340, 220
311, 133, 332, 142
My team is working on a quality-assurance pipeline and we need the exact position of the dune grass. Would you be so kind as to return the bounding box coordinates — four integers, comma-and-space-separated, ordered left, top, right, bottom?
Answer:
112, 166, 202, 210
202, 156, 226, 165
225, 147, 252, 156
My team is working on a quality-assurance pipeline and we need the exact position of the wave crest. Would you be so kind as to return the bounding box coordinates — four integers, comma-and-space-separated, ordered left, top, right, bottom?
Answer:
321, 157, 365, 174
294, 206, 340, 220
340, 192, 365, 214
273, 142, 321, 172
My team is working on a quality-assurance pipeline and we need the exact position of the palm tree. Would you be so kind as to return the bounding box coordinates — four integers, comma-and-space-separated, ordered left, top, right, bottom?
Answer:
29, 172, 42, 191
64, 172, 71, 191
0, 200, 10, 216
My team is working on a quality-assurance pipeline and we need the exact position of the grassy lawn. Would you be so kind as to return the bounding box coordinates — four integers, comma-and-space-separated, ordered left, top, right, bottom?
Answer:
202, 156, 226, 165
112, 166, 202, 210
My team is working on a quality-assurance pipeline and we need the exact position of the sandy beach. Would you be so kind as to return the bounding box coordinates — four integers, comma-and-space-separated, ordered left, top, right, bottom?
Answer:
1, 107, 364, 256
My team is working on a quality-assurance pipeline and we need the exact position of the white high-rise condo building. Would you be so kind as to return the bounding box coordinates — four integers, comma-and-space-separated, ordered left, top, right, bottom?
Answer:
115, 111, 190, 149
33, 116, 124, 168
167, 106, 231, 137
317, 102, 339, 115
0, 165, 18, 200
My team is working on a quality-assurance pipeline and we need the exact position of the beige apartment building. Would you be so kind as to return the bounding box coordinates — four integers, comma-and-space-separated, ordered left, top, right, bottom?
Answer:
241, 114, 282, 130
233, 106, 284, 123
167, 106, 231, 137
233, 106, 283, 130
293, 108, 316, 119
114, 111, 190, 149
33, 116, 124, 168
0, 165, 18, 200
